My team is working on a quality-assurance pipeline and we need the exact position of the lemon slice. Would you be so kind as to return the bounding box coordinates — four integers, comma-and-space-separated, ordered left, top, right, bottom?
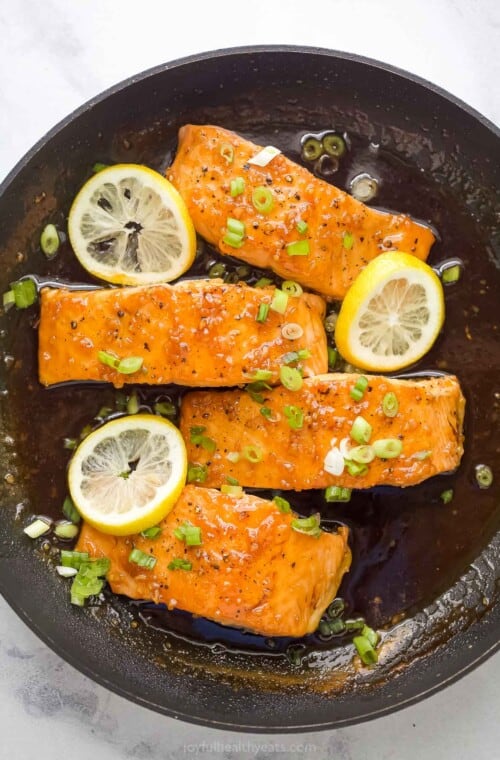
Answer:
68, 414, 187, 535
335, 252, 444, 371
68, 164, 196, 285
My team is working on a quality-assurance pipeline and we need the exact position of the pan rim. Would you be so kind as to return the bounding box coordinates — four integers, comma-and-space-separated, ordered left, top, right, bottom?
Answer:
0, 44, 499, 732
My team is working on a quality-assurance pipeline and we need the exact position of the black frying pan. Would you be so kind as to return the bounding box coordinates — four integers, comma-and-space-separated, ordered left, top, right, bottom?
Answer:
0, 46, 498, 732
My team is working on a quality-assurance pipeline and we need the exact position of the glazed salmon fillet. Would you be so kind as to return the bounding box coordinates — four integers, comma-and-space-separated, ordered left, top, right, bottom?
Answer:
167, 125, 435, 299
75, 485, 351, 638
180, 374, 465, 490
38, 279, 327, 388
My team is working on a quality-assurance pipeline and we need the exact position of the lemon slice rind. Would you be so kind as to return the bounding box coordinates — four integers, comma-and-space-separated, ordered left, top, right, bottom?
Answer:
68, 414, 187, 535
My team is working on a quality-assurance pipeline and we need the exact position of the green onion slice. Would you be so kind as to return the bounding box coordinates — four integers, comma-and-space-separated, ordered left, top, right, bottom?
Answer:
296, 220, 308, 234
187, 463, 208, 483
62, 496, 81, 524
291, 513, 321, 538
230, 177, 245, 197
221, 484, 243, 496
475, 463, 493, 489
60, 550, 89, 569
327, 347, 338, 369
254, 277, 273, 288
242, 445, 264, 463
6, 279, 38, 309
372, 438, 403, 459
283, 405, 304, 430
286, 240, 310, 256
54, 521, 79, 540
350, 376, 368, 401
442, 264, 461, 283
226, 476, 240, 485
168, 558, 192, 571
256, 302, 270, 323
24, 518, 51, 539
174, 521, 202, 546
140, 526, 162, 539
154, 401, 176, 418
301, 137, 322, 161
129, 548, 157, 569
252, 185, 274, 214
98, 351, 143, 375
361, 625, 379, 647
270, 288, 288, 314
350, 415, 372, 444
208, 262, 226, 278
440, 489, 453, 504
223, 231, 244, 249
127, 390, 140, 415
220, 143, 234, 164
345, 460, 368, 477
382, 392, 399, 417
2, 290, 15, 311
281, 280, 303, 297
353, 635, 378, 665
322, 134, 346, 158
40, 223, 60, 257
227, 217, 245, 237
280, 365, 303, 391
251, 369, 273, 382
325, 486, 352, 502
248, 145, 281, 167
273, 495, 291, 513
245, 380, 271, 404
342, 232, 354, 250
348, 445, 375, 464
92, 162, 108, 173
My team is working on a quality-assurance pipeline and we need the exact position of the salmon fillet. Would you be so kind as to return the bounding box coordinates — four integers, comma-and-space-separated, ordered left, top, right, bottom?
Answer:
75, 485, 351, 638
167, 125, 435, 299
38, 279, 327, 388
180, 373, 465, 490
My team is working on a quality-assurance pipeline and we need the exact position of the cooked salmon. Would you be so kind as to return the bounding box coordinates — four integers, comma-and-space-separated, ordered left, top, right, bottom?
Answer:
167, 125, 435, 299
38, 279, 327, 388
180, 373, 465, 490
75, 485, 351, 637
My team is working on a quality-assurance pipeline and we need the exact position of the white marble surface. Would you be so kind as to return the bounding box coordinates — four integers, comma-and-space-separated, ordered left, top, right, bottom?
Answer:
0, 0, 499, 758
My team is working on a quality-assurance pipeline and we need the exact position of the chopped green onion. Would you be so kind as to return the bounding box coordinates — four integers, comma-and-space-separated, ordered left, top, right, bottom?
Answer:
273, 495, 291, 513
361, 625, 379, 647
168, 558, 192, 571
324, 313, 338, 333
227, 217, 245, 237
254, 277, 273, 288
252, 369, 273, 382
281, 322, 304, 340
98, 351, 143, 375
60, 550, 89, 569
442, 265, 461, 284
440, 489, 453, 504
62, 496, 81, 524
280, 365, 303, 391
189, 425, 205, 441
70, 573, 104, 606
140, 526, 162, 539
301, 137, 322, 161
226, 476, 239, 486
342, 232, 354, 250
373, 438, 403, 459
77, 557, 110, 577
223, 231, 244, 248
348, 445, 375, 464
248, 145, 281, 167
220, 143, 234, 164
345, 460, 368, 477
242, 445, 263, 463
325, 486, 352, 503
260, 406, 273, 419
154, 401, 176, 418
226, 451, 240, 464
282, 348, 311, 364
127, 390, 140, 415
320, 617, 346, 636
189, 426, 216, 453
475, 463, 493, 489
208, 262, 226, 278
230, 177, 245, 197
283, 405, 304, 430
296, 220, 308, 234
187, 463, 208, 483
344, 618, 366, 631
40, 223, 60, 257
129, 548, 157, 570
2, 290, 15, 311
291, 513, 321, 538
382, 392, 399, 418
327, 599, 346, 619
245, 380, 271, 403
350, 416, 372, 444
327, 347, 338, 369
24, 518, 51, 539
6, 279, 38, 309
350, 376, 368, 401
174, 521, 202, 546
281, 280, 303, 297
92, 162, 109, 173
286, 240, 310, 256
322, 134, 346, 158
256, 302, 270, 323
56, 566, 78, 578
54, 521, 79, 540
353, 635, 378, 665
270, 288, 289, 314
252, 185, 274, 214
221, 484, 243, 496
63, 437, 78, 451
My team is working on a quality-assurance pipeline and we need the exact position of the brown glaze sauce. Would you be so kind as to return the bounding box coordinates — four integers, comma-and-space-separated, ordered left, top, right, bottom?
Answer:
3, 128, 499, 660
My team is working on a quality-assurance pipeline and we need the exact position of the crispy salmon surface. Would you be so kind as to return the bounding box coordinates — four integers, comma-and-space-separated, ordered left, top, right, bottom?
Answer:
180, 374, 465, 490
75, 485, 351, 638
38, 279, 326, 388
168, 125, 435, 299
